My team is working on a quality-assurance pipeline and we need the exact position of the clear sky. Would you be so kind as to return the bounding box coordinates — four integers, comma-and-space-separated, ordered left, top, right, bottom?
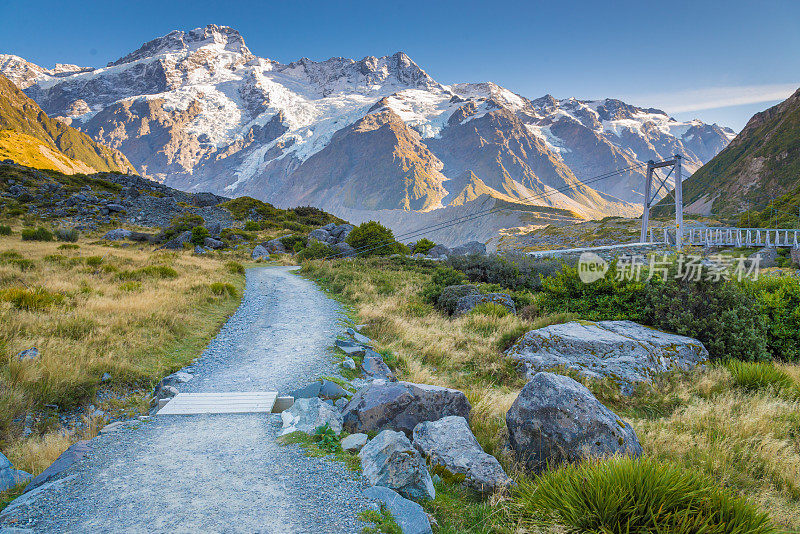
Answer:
1, 0, 798, 130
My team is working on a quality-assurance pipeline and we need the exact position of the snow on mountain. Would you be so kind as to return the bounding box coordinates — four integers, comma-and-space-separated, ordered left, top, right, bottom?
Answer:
1, 24, 736, 244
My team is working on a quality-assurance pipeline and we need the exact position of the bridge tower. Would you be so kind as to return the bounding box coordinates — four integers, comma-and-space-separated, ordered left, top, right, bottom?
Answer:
640, 154, 683, 249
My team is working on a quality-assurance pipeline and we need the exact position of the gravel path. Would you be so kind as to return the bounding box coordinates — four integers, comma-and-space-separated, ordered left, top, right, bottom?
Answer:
1, 267, 371, 533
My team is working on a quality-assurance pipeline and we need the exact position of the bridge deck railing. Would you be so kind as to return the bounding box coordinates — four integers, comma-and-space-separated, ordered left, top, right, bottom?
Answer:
646, 227, 800, 248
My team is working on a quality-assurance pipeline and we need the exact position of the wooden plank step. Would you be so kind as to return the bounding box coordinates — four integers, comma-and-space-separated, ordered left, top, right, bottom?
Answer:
157, 392, 278, 415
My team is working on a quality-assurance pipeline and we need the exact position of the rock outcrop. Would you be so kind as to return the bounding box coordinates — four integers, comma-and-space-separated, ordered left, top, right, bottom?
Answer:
506, 372, 642, 472
505, 320, 708, 394
280, 397, 343, 436
453, 293, 516, 317
359, 429, 435, 502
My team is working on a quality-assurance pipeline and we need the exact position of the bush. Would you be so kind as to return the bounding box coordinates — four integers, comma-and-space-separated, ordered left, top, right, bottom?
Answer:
243, 221, 260, 231
512, 456, 775, 534
436, 284, 478, 315
54, 228, 78, 242
297, 241, 336, 261
726, 360, 798, 397
751, 277, 800, 361
58, 244, 79, 250
225, 261, 245, 275
85, 256, 103, 267
0, 225, 11, 236
447, 254, 566, 291
20, 227, 53, 241
412, 238, 436, 255
0, 287, 64, 310
420, 267, 467, 305
190, 226, 210, 246
209, 282, 237, 297
279, 234, 306, 252
346, 221, 408, 256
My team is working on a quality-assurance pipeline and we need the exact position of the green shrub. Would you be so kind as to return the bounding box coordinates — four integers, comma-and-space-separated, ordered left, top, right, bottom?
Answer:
54, 228, 78, 242
346, 221, 408, 256
243, 221, 260, 231
225, 261, 245, 275
58, 244, 79, 250
412, 238, 436, 255
447, 254, 567, 291
298, 241, 336, 261
0, 225, 11, 236
85, 256, 104, 267
190, 226, 210, 246
279, 234, 306, 252
119, 281, 142, 292
512, 456, 775, 534
420, 266, 467, 305
435, 283, 477, 315
9, 258, 35, 271
751, 277, 800, 361
312, 423, 340, 453
209, 282, 237, 297
20, 227, 53, 241
726, 360, 798, 397
0, 287, 64, 310
117, 265, 178, 281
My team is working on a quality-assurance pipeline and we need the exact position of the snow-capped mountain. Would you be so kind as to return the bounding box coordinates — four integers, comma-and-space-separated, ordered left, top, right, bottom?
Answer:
0, 25, 735, 243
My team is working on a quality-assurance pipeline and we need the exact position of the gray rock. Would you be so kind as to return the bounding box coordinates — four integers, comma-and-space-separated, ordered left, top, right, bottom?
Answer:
332, 242, 356, 257
437, 285, 479, 315
280, 397, 343, 436
412, 416, 511, 493
161, 230, 192, 250
426, 244, 451, 259
264, 237, 287, 254
205, 221, 222, 236
0, 468, 33, 493
203, 237, 225, 249
453, 293, 516, 317
343, 380, 471, 437
0, 453, 11, 470
251, 244, 270, 260
506, 372, 642, 473
341, 433, 369, 452
347, 327, 372, 345
102, 228, 132, 240
791, 247, 800, 266
336, 339, 367, 357
450, 241, 486, 256
154, 385, 178, 401
319, 379, 349, 400
750, 246, 779, 268
330, 224, 354, 242
308, 228, 332, 244
193, 192, 225, 207
105, 203, 126, 213
100, 372, 111, 382
362, 350, 395, 381
342, 358, 357, 370
363, 486, 433, 534
505, 320, 709, 394
334, 397, 348, 410
359, 430, 435, 502
23, 441, 91, 493
193, 245, 207, 254
16, 348, 38, 361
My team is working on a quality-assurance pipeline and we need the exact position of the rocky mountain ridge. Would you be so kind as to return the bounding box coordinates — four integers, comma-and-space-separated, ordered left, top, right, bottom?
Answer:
1, 25, 735, 244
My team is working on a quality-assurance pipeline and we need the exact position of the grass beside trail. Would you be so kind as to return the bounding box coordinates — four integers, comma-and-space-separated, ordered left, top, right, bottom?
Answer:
0, 224, 248, 493
302, 256, 800, 532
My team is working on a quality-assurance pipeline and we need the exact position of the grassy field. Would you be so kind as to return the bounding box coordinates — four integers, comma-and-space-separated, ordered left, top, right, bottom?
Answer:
0, 223, 248, 497
302, 257, 800, 532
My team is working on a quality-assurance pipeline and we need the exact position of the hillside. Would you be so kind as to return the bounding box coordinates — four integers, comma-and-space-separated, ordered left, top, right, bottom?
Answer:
654, 87, 800, 219
1, 25, 734, 243
0, 74, 136, 175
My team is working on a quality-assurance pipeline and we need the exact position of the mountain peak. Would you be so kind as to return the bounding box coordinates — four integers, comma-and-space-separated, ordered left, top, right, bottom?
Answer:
109, 24, 250, 67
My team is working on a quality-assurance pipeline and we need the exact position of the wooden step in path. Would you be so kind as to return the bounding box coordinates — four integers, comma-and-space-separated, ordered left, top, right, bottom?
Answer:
157, 392, 289, 415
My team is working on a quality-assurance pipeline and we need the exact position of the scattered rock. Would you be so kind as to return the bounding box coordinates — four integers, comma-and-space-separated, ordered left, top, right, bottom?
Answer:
343, 380, 471, 437
336, 339, 366, 357
450, 241, 486, 256
347, 327, 372, 345
161, 230, 192, 250
505, 320, 709, 394
280, 397, 343, 436
426, 245, 451, 259
193, 245, 207, 254
341, 433, 369, 452
359, 430, 435, 502
205, 221, 222, 236
264, 237, 287, 254
105, 203, 126, 213
363, 486, 433, 534
0, 453, 33, 493
251, 244, 270, 260
16, 348, 38, 361
100, 372, 111, 383
453, 293, 515, 317
289, 379, 349, 400
102, 228, 132, 240
506, 372, 642, 473
791, 247, 800, 266
23, 441, 91, 493
342, 358, 356, 370
203, 237, 225, 249
334, 397, 348, 410
750, 246, 779, 268
412, 416, 512, 493
362, 350, 395, 380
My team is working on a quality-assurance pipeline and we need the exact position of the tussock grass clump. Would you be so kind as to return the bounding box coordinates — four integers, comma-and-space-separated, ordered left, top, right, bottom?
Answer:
0, 286, 64, 310
0, 226, 11, 236
54, 228, 78, 242
117, 265, 178, 281
20, 227, 53, 242
726, 360, 798, 397
209, 282, 237, 297
225, 261, 245, 275
512, 456, 775, 534
85, 256, 103, 267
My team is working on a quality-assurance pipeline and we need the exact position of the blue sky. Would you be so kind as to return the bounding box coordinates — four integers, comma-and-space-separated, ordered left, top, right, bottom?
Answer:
1, 0, 798, 130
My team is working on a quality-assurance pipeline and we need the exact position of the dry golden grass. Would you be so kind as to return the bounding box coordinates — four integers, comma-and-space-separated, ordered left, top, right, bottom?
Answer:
0, 225, 246, 477
303, 256, 800, 531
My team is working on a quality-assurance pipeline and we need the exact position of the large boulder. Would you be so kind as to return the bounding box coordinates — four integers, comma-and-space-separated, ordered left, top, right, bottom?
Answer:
505, 320, 708, 394
0, 453, 32, 493
308, 228, 333, 244
362, 350, 395, 381
437, 285, 479, 315
160, 230, 192, 250
280, 397, 343, 436
750, 246, 779, 268
426, 244, 451, 259
453, 293, 515, 317
451, 241, 486, 256
264, 237, 287, 254
23, 441, 90, 493
363, 486, 433, 534
342, 380, 471, 437
506, 372, 642, 473
791, 247, 800, 266
412, 416, 511, 493
203, 237, 225, 249
102, 228, 132, 240
359, 430, 435, 502
251, 244, 270, 260
330, 224, 354, 243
